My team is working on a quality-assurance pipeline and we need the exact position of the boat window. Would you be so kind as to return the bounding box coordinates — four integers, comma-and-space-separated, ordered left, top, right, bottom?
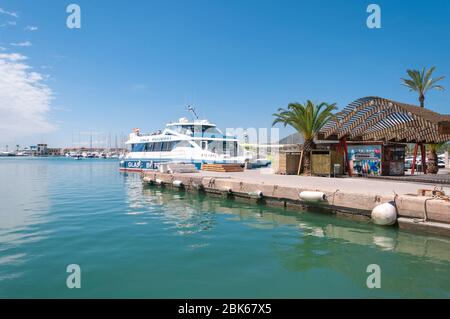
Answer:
153, 142, 163, 152
193, 125, 202, 134
145, 143, 154, 152
206, 141, 237, 156
203, 126, 222, 135
206, 140, 219, 153
172, 125, 195, 136
161, 142, 175, 152
226, 141, 238, 157
131, 143, 146, 152
194, 140, 202, 148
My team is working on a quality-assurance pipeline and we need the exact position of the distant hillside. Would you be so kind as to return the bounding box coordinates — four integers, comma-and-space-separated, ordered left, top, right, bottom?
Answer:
278, 132, 304, 145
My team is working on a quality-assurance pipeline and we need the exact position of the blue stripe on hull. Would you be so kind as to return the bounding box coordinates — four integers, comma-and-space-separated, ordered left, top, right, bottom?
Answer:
119, 159, 241, 171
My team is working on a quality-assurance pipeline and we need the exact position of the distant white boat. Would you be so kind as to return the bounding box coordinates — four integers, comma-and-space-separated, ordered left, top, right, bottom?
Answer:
15, 152, 29, 157
0, 151, 14, 157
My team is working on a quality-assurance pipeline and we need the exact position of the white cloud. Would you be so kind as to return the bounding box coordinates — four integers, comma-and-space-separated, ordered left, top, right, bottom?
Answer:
0, 7, 19, 18
0, 53, 27, 61
25, 26, 38, 31
10, 41, 32, 47
0, 21, 17, 27
0, 52, 56, 141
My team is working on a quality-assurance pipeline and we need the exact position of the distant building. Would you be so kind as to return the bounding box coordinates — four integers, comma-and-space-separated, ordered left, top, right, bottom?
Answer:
29, 145, 38, 156
22, 144, 61, 156
37, 144, 48, 156
47, 148, 62, 156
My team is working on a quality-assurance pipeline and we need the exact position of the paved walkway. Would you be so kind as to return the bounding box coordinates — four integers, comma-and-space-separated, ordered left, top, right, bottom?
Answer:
369, 174, 450, 185
194, 168, 450, 196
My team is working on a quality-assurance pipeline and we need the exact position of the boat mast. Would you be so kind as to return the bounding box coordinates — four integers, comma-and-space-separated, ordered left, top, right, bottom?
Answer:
187, 105, 199, 120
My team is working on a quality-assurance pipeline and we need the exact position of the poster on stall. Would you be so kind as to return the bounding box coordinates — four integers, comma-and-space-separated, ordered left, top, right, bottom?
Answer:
348, 145, 382, 176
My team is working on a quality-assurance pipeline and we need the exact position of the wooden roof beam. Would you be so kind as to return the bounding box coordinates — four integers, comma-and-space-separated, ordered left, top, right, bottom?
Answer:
337, 103, 392, 139
323, 99, 375, 138
394, 120, 424, 141
349, 108, 398, 139
363, 111, 425, 141
384, 127, 410, 142
363, 119, 407, 141
393, 124, 439, 143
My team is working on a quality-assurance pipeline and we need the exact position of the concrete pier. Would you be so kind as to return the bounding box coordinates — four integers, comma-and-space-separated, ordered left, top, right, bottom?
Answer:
141, 169, 450, 237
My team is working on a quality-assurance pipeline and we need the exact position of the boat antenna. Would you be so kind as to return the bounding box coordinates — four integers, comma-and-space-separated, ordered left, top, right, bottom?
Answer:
187, 105, 199, 120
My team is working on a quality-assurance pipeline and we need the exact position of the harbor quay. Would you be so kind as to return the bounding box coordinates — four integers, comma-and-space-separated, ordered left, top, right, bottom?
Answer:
142, 169, 450, 237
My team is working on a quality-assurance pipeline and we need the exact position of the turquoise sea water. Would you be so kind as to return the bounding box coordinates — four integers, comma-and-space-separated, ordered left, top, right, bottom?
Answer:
0, 157, 449, 298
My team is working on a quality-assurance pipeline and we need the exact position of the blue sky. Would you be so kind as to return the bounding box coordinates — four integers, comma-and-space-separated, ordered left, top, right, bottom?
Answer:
1, 0, 449, 148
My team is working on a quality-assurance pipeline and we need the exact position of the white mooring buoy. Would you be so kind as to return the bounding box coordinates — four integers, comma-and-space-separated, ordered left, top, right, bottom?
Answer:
172, 180, 183, 187
248, 190, 263, 199
222, 186, 232, 194
299, 191, 327, 202
371, 202, 397, 226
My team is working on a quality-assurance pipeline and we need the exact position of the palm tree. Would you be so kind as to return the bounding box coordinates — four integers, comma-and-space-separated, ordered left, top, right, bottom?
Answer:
401, 66, 445, 107
427, 142, 444, 174
272, 101, 337, 175
402, 66, 446, 174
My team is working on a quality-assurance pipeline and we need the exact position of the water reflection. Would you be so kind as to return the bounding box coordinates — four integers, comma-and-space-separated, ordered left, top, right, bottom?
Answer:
0, 159, 52, 281
204, 198, 450, 296
123, 172, 217, 235
0, 159, 51, 233
124, 173, 450, 264
0, 160, 52, 249
230, 203, 450, 263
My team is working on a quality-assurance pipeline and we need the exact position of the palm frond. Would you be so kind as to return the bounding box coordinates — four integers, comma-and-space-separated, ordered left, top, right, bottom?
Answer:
402, 66, 446, 106
272, 100, 337, 141
431, 85, 446, 91
424, 66, 436, 85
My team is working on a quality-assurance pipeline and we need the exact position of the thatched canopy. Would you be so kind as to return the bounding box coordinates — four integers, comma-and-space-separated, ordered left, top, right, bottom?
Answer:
318, 97, 450, 143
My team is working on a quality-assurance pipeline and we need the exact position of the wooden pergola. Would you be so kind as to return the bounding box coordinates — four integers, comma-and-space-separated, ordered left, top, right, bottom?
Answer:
318, 97, 450, 175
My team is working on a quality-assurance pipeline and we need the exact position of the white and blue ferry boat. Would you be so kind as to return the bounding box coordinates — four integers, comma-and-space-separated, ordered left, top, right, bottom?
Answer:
120, 117, 246, 171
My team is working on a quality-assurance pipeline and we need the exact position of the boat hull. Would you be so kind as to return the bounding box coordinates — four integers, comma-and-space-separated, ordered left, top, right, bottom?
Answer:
119, 159, 243, 172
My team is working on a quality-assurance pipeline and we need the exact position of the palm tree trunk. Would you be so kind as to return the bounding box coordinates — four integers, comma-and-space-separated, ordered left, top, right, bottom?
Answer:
419, 94, 425, 108
427, 148, 439, 174
302, 139, 314, 175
